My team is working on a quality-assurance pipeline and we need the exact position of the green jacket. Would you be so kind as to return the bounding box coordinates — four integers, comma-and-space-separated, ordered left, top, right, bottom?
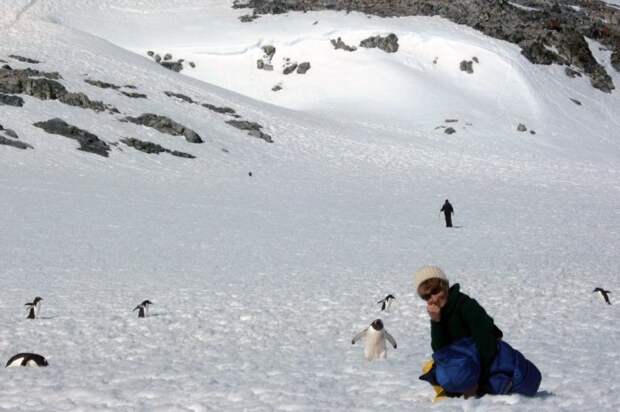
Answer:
430, 284, 503, 382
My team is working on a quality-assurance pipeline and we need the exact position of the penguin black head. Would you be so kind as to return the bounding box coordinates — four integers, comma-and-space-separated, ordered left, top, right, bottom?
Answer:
141, 300, 153, 307
371, 319, 384, 330
593, 287, 612, 304
33, 297, 43, 305
5, 353, 48, 368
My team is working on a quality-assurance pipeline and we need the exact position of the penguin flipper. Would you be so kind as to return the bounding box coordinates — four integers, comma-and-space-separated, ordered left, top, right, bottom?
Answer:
351, 328, 368, 345
385, 331, 397, 349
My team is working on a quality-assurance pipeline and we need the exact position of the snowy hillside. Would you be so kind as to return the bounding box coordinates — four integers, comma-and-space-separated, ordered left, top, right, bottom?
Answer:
1, 0, 619, 411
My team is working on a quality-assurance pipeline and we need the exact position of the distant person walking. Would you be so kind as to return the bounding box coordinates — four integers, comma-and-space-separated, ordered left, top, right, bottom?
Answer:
440, 199, 454, 228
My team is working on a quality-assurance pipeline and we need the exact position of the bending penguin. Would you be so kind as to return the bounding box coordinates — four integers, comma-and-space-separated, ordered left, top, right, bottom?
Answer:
377, 294, 396, 311
5, 353, 48, 367
351, 319, 397, 361
25, 296, 43, 319
133, 300, 153, 318
593, 287, 612, 305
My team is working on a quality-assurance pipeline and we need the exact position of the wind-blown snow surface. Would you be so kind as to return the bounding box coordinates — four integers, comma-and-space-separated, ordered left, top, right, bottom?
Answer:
1, 1, 619, 410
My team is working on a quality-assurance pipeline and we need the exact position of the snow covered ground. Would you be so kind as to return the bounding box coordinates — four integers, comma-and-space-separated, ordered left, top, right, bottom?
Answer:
1, 1, 619, 410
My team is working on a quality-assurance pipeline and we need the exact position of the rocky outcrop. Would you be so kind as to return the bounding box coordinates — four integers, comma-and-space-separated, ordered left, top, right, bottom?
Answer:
146, 51, 194, 73
165, 91, 195, 104
84, 79, 121, 90
0, 66, 118, 112
0, 135, 32, 149
459, 60, 474, 74
202, 103, 237, 115
236, 0, 620, 93
121, 113, 203, 143
226, 120, 273, 143
9, 55, 40, 64
0, 93, 24, 106
120, 137, 196, 158
297, 62, 311, 74
0, 124, 32, 149
33, 118, 110, 157
359, 33, 399, 53
257, 45, 276, 71
331, 37, 357, 52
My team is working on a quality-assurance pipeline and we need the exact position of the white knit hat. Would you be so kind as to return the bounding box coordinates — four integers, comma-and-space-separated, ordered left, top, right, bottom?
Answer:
414, 265, 448, 290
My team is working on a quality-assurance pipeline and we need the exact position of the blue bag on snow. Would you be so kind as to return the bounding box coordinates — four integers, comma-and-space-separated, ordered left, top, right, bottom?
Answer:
430, 337, 541, 396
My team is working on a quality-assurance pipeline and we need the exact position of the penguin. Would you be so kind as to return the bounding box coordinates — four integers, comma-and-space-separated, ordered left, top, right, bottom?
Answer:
24, 296, 43, 319
593, 287, 612, 305
5, 353, 48, 367
351, 319, 397, 361
133, 300, 153, 318
377, 294, 396, 311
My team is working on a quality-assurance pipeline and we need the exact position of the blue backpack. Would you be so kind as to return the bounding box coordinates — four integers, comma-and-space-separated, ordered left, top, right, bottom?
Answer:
420, 338, 541, 396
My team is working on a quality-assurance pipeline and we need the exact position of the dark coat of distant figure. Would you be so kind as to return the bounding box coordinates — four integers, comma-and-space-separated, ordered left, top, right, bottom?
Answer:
440, 199, 454, 228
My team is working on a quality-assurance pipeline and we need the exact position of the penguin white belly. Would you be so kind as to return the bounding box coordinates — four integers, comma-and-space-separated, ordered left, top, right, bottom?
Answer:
364, 329, 387, 360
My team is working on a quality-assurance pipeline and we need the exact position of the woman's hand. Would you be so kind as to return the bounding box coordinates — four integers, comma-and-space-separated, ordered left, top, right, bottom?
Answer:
427, 303, 441, 322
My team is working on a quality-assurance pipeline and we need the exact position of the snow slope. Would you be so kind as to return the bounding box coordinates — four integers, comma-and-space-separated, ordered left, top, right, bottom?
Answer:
1, 1, 619, 411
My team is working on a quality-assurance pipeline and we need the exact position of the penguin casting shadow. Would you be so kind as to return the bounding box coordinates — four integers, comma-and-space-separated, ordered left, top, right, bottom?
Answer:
351, 319, 397, 360
133, 300, 153, 318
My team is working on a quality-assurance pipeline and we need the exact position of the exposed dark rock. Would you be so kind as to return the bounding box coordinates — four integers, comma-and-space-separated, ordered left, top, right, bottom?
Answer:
189, 62, 196, 68
226, 119, 273, 143
33, 118, 110, 156
257, 45, 276, 71
517, 123, 527, 132
0, 135, 32, 150
521, 41, 562, 65
331, 37, 357, 52
359, 33, 399, 53
0, 124, 19, 139
202, 103, 237, 115
123, 85, 137, 89
238, 0, 619, 92
121, 91, 147, 99
570, 98, 582, 105
121, 113, 203, 143
611, 50, 620, 72
297, 62, 311, 74
85, 79, 121, 90
565, 67, 582, 78
58, 92, 114, 113
0, 67, 117, 112
272, 83, 283, 91
460, 60, 474, 73
120, 137, 195, 158
444, 127, 456, 134
530, 130, 536, 135
283, 62, 298, 74
165, 91, 195, 103
160, 61, 184, 72
445, 119, 458, 123
147, 51, 154, 57
240, 13, 260, 22
9, 55, 40, 64
0, 93, 24, 107
164, 53, 173, 61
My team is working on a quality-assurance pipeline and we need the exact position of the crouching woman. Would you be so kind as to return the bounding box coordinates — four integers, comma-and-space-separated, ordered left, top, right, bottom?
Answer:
415, 265, 541, 399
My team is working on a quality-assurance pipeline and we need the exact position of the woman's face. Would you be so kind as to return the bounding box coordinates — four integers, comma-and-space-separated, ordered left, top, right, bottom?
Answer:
418, 280, 448, 308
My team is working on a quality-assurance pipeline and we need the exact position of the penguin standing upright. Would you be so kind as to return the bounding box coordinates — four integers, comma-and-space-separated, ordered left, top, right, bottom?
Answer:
351, 319, 397, 361
593, 287, 612, 305
24, 297, 43, 319
377, 294, 396, 311
133, 300, 153, 318
5, 353, 48, 367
